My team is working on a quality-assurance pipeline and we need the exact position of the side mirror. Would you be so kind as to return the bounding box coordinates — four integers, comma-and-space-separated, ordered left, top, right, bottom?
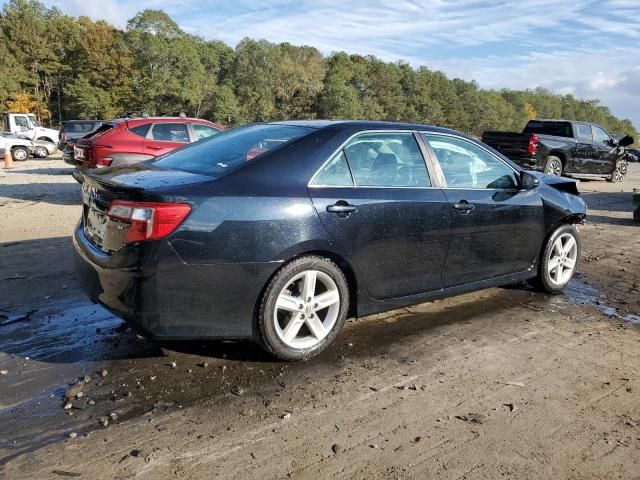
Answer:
618, 135, 634, 147
520, 171, 539, 190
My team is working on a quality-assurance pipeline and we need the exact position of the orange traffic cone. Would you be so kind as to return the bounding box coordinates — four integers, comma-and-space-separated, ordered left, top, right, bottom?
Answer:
3, 148, 13, 169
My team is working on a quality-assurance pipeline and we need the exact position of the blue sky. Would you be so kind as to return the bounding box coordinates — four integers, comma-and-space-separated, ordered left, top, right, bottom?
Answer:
35, 0, 640, 128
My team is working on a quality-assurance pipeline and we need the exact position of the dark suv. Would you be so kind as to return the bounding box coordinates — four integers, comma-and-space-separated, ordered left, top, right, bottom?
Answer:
71, 117, 223, 169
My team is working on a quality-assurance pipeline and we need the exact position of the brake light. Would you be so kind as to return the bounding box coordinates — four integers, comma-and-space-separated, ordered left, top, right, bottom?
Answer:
96, 157, 113, 167
107, 201, 191, 244
528, 135, 539, 155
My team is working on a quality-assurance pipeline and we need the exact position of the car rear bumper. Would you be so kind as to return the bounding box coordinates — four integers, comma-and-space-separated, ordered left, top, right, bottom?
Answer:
73, 223, 279, 340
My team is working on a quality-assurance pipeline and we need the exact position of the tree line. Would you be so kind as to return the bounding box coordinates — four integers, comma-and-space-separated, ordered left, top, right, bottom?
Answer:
0, 0, 637, 142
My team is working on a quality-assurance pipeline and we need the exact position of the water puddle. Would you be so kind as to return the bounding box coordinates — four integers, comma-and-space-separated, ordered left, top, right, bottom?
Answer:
563, 280, 640, 325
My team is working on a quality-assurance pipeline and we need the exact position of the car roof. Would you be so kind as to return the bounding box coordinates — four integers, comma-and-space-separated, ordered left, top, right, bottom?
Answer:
267, 119, 463, 136
121, 117, 214, 123
62, 120, 102, 123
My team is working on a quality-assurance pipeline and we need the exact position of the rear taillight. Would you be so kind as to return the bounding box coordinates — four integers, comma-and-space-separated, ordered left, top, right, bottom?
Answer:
528, 135, 539, 155
107, 201, 191, 244
96, 157, 113, 167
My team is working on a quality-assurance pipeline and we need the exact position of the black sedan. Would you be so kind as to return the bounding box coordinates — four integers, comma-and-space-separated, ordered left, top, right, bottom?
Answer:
74, 121, 587, 360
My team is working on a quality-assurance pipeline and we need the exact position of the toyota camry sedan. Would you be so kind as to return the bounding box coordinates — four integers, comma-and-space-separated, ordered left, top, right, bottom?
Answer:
74, 121, 586, 360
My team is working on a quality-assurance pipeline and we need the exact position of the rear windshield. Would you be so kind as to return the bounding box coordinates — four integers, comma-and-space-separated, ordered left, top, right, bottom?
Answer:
62, 122, 100, 133
154, 124, 312, 176
86, 123, 114, 140
523, 121, 573, 138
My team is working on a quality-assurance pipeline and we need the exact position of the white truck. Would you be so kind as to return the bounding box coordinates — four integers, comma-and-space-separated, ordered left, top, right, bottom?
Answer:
2, 112, 59, 145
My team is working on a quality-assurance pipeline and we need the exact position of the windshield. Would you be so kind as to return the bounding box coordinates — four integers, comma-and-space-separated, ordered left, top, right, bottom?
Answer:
27, 114, 40, 128
154, 124, 313, 176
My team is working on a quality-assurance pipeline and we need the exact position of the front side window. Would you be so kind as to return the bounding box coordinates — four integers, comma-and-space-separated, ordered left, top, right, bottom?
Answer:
154, 124, 312, 177
340, 132, 430, 187
14, 116, 29, 128
423, 134, 518, 189
192, 123, 221, 140
576, 124, 593, 141
151, 123, 190, 143
592, 126, 610, 144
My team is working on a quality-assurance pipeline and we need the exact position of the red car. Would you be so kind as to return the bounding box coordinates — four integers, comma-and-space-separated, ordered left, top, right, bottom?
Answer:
73, 117, 223, 169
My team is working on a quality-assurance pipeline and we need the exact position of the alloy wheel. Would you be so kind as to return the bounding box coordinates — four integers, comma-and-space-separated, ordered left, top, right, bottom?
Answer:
13, 148, 28, 161
35, 146, 47, 158
274, 270, 341, 349
612, 162, 627, 182
546, 233, 578, 286
545, 159, 562, 176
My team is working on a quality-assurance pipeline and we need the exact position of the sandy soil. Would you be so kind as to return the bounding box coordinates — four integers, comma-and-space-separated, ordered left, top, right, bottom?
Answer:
1, 157, 639, 479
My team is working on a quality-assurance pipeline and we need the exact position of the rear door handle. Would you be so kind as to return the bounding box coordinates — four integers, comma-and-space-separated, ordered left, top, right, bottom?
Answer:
327, 202, 357, 215
146, 145, 163, 150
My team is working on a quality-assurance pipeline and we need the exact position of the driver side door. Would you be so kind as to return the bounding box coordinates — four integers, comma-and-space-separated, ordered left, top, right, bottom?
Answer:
421, 133, 544, 287
13, 115, 35, 140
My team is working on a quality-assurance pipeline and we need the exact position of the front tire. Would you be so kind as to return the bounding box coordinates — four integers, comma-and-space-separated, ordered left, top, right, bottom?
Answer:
543, 156, 563, 176
257, 256, 349, 361
12, 147, 29, 161
608, 161, 627, 183
34, 146, 48, 158
530, 224, 580, 293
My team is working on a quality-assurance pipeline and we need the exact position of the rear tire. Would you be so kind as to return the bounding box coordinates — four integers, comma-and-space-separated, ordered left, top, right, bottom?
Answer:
11, 146, 29, 161
257, 256, 349, 361
634, 207, 640, 223
543, 156, 563, 176
529, 224, 580, 293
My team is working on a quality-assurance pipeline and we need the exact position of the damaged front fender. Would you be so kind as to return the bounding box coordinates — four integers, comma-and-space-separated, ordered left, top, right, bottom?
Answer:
528, 171, 587, 230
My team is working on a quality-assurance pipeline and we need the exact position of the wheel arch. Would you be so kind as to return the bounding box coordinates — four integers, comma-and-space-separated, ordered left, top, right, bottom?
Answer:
253, 249, 360, 328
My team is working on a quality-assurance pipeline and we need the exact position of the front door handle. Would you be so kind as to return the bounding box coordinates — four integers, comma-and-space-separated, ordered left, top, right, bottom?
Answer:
146, 145, 163, 150
327, 202, 357, 215
452, 201, 475, 213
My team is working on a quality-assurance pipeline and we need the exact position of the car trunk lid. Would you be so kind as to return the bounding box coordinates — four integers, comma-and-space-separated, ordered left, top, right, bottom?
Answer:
80, 165, 210, 252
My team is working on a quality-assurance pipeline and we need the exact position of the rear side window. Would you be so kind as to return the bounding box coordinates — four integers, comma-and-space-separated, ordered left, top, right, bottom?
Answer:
151, 123, 190, 143
130, 123, 151, 138
192, 123, 221, 140
524, 121, 573, 138
311, 152, 353, 186
343, 132, 430, 187
154, 124, 312, 177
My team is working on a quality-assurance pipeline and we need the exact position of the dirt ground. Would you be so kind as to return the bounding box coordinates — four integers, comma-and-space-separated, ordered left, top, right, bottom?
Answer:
1, 157, 639, 479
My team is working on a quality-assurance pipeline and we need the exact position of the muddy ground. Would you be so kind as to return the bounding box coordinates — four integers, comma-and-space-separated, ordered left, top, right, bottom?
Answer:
1, 158, 639, 479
